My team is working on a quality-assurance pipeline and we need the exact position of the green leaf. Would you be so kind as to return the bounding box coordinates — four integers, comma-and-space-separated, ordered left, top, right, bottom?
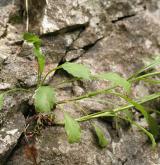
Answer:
76, 92, 160, 122
111, 92, 159, 138
93, 124, 108, 148
23, 32, 41, 47
148, 115, 159, 137
96, 72, 131, 93
128, 58, 160, 80
23, 33, 45, 82
143, 78, 160, 84
34, 86, 56, 113
64, 112, 81, 143
126, 100, 158, 136
137, 92, 160, 104
131, 71, 160, 82
33, 47, 45, 74
0, 94, 4, 111
118, 115, 156, 148
61, 62, 91, 80
133, 121, 156, 148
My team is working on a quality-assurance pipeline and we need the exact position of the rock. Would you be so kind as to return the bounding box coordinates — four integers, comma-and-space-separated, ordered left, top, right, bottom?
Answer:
0, 83, 12, 90
0, 109, 25, 164
0, 0, 160, 164
0, 0, 13, 6
0, 90, 32, 163
75, 10, 160, 87
6, 122, 160, 165
40, 0, 89, 34
65, 49, 85, 61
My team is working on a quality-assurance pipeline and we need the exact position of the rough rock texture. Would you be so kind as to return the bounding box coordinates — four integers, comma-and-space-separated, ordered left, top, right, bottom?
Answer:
0, 0, 160, 165
0, 109, 25, 164
7, 123, 159, 165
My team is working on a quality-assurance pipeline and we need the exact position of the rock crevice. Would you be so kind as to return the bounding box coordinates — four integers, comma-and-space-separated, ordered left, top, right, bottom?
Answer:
0, 0, 160, 164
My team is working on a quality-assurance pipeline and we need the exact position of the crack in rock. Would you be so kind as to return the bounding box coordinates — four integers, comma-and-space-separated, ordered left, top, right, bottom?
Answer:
64, 37, 104, 62
40, 23, 88, 37
111, 14, 136, 23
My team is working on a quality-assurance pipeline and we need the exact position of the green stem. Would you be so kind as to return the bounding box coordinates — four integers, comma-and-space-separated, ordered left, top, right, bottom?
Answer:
55, 92, 160, 126
41, 65, 62, 85
56, 70, 160, 105
127, 59, 160, 81
56, 86, 115, 104
76, 92, 160, 122
75, 112, 115, 122
4, 88, 31, 95
142, 78, 160, 84
130, 71, 160, 82
56, 77, 81, 87
116, 115, 156, 148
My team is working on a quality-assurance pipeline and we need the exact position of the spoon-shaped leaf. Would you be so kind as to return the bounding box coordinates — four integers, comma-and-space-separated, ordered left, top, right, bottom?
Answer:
111, 92, 159, 138
93, 124, 108, 148
118, 115, 156, 148
61, 62, 91, 80
64, 112, 81, 143
34, 86, 56, 113
23, 32, 41, 46
128, 58, 160, 80
24, 33, 45, 83
95, 72, 131, 93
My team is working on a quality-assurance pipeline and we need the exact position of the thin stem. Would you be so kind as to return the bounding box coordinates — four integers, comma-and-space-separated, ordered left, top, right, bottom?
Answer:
74, 102, 88, 115
55, 93, 160, 125
116, 115, 156, 148
127, 59, 160, 81
74, 102, 110, 131
41, 65, 62, 85
56, 70, 160, 105
76, 113, 115, 122
142, 78, 160, 84
56, 86, 115, 104
76, 92, 160, 122
56, 77, 81, 87
4, 88, 31, 95
130, 71, 160, 82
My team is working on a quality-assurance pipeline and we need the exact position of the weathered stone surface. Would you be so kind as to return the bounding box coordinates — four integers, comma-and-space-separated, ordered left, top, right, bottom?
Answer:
0, 90, 33, 163
0, 109, 25, 164
40, 0, 89, 34
75, 11, 160, 94
0, 0, 160, 165
6, 122, 160, 165
0, 1, 31, 163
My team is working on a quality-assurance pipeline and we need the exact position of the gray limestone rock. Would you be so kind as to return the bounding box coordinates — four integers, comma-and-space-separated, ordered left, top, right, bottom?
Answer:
0, 109, 25, 164
0, 0, 160, 165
